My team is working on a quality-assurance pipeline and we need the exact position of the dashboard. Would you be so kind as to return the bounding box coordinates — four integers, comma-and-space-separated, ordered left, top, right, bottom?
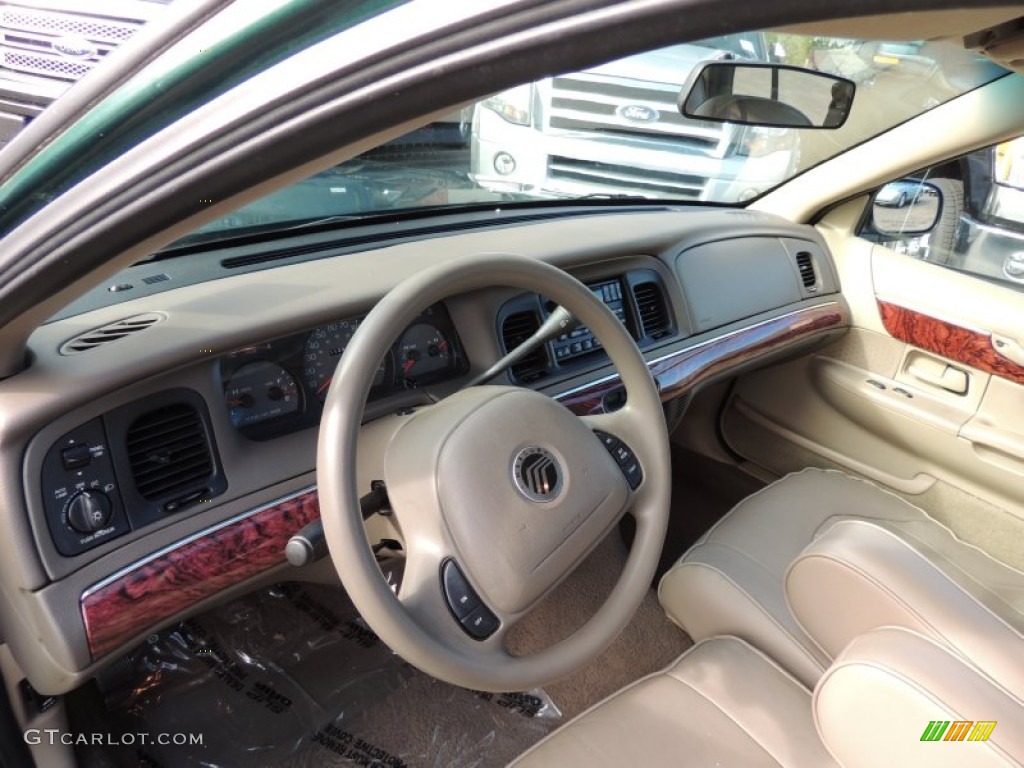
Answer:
2, 207, 850, 694
221, 303, 466, 440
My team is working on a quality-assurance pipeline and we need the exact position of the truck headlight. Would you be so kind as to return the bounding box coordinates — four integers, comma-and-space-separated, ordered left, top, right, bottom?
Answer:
736, 126, 797, 158
482, 85, 532, 126
1004, 252, 1024, 279
994, 137, 1024, 190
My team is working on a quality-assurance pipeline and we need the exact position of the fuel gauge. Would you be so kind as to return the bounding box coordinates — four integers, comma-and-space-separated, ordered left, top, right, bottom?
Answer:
397, 323, 452, 382
225, 362, 301, 427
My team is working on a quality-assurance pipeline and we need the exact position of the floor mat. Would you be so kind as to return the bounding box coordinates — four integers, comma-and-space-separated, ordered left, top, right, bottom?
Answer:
90, 582, 561, 768
77, 532, 690, 767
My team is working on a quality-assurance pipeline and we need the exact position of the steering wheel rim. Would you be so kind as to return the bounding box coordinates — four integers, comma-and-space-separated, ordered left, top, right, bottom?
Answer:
317, 253, 670, 691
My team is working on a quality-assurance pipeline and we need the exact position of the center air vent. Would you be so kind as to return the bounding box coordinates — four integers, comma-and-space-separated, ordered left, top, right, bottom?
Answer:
632, 282, 672, 340
126, 403, 215, 502
59, 312, 164, 355
501, 310, 547, 382
795, 251, 818, 290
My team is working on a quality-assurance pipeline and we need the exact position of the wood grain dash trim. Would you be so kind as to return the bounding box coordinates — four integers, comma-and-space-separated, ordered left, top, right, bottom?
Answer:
79, 302, 849, 660
81, 489, 320, 659
557, 303, 848, 415
877, 301, 1024, 386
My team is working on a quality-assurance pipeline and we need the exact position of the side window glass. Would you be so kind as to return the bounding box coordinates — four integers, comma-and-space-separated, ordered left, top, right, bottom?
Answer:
861, 135, 1024, 289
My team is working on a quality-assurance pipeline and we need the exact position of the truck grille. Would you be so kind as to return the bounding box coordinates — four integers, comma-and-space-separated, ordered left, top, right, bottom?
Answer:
548, 155, 706, 198
549, 74, 726, 154
1, 6, 143, 83
2, 50, 90, 79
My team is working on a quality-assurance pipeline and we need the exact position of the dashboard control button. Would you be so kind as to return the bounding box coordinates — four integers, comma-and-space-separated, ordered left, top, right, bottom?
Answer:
461, 605, 500, 640
61, 444, 92, 470
65, 491, 112, 533
442, 559, 481, 620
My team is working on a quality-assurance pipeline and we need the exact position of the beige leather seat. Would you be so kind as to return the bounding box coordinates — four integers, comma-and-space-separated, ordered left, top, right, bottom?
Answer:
514, 635, 839, 767
514, 627, 1024, 767
658, 468, 1024, 689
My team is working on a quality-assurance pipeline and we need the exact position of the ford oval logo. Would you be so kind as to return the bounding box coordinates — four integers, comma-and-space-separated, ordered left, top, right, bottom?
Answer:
617, 104, 659, 124
53, 36, 97, 60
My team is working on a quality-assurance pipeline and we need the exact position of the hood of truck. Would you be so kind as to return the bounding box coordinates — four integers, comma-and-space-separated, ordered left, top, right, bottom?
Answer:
581, 44, 727, 87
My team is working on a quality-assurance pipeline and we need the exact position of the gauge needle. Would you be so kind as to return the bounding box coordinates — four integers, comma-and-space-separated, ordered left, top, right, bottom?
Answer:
317, 377, 332, 396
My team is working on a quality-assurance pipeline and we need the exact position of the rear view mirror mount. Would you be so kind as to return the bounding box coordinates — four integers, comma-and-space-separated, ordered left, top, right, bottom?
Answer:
679, 62, 855, 129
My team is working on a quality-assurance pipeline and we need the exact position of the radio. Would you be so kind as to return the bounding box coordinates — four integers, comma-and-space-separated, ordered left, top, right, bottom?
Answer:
551, 279, 628, 363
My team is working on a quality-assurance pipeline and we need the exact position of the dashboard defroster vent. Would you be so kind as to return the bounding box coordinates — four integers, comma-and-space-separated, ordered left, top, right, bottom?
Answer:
501, 310, 547, 382
59, 313, 164, 355
126, 403, 215, 502
633, 282, 671, 339
795, 251, 817, 290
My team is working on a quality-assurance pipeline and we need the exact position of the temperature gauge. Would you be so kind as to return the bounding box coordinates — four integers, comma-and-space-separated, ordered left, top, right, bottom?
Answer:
224, 362, 301, 427
397, 323, 453, 382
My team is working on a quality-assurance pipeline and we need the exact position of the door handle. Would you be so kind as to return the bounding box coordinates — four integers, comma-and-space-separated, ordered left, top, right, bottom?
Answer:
907, 358, 969, 395
992, 334, 1024, 368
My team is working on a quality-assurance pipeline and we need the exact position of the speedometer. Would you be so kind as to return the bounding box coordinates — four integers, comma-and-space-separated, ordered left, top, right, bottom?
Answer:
303, 318, 391, 401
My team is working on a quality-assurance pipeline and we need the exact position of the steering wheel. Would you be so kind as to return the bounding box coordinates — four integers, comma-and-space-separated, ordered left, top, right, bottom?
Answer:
317, 254, 670, 691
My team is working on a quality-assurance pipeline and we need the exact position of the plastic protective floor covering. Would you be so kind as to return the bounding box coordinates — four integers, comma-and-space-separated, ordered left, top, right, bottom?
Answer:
94, 581, 562, 767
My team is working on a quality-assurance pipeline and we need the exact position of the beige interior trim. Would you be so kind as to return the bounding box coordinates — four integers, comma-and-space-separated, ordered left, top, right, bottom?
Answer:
754, 74, 1024, 222
814, 627, 1024, 768
732, 396, 938, 495
0, 645, 75, 768
776, 8, 1024, 41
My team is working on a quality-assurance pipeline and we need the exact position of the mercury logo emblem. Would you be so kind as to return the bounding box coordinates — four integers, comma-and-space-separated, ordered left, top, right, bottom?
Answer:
512, 446, 563, 502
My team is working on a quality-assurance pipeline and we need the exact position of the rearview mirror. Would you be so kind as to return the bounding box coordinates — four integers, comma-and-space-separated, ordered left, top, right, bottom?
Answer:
679, 62, 855, 129
872, 180, 941, 236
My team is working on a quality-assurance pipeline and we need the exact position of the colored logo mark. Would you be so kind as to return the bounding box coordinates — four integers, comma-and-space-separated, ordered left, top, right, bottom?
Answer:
920, 721, 997, 742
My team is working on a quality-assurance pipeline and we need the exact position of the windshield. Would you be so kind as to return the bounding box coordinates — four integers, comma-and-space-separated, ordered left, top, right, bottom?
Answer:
174, 32, 1006, 249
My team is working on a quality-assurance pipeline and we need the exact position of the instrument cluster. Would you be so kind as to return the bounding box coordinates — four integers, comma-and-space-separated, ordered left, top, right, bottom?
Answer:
220, 303, 466, 439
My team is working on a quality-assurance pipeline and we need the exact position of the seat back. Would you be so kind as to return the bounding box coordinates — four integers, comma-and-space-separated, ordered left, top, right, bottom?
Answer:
815, 627, 1024, 767
786, 519, 1024, 696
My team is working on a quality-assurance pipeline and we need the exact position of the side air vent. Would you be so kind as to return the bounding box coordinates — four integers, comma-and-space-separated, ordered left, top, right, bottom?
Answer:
795, 251, 818, 291
633, 282, 672, 339
126, 403, 215, 502
59, 312, 164, 355
501, 310, 547, 382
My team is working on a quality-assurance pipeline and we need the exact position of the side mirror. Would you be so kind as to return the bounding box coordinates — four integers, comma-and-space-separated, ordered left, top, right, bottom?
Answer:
679, 62, 855, 129
872, 180, 941, 236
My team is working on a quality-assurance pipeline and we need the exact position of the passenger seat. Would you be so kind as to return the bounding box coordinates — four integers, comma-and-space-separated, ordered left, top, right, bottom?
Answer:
657, 468, 1024, 690
513, 627, 1024, 767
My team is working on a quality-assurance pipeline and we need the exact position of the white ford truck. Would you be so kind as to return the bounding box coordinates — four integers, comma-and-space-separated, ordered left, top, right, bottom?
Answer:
470, 32, 798, 204
0, 0, 170, 145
